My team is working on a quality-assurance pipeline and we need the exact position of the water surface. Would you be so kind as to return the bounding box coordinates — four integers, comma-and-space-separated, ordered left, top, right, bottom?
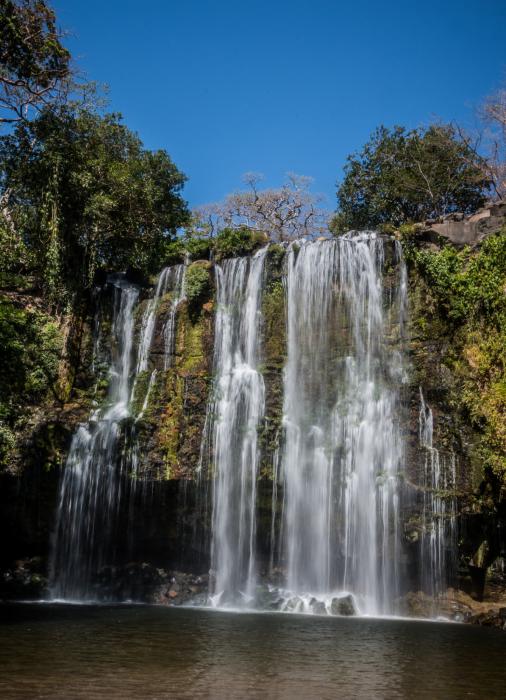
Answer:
0, 604, 504, 699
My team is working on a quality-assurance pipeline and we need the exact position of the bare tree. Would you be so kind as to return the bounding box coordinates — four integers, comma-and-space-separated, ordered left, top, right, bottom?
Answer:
481, 85, 506, 200
195, 173, 330, 241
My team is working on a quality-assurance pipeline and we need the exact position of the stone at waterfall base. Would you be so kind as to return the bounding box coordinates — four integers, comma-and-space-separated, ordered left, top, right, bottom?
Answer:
397, 588, 506, 629
330, 595, 356, 616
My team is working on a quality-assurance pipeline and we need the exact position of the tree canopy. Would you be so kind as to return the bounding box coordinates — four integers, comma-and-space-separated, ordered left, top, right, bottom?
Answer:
0, 108, 189, 304
0, 0, 72, 124
331, 124, 491, 234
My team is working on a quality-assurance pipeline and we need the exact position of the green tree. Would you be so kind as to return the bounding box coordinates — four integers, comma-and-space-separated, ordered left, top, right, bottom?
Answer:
331, 124, 491, 234
0, 107, 189, 304
0, 0, 72, 124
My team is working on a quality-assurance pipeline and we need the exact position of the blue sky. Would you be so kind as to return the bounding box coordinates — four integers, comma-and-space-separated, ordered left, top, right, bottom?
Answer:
53, 0, 506, 209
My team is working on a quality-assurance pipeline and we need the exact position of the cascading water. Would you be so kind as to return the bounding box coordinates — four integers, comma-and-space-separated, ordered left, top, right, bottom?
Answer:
163, 264, 186, 370
48, 237, 459, 614
134, 264, 186, 399
278, 235, 406, 615
50, 277, 139, 600
207, 248, 267, 606
134, 264, 185, 421
50, 264, 186, 600
419, 388, 457, 598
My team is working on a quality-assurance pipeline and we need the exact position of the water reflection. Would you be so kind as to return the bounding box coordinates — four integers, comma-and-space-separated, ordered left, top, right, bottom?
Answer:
0, 604, 504, 699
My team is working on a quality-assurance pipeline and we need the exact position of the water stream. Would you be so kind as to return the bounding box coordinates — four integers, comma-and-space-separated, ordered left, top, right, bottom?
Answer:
207, 248, 268, 605
419, 388, 458, 598
277, 235, 406, 614
50, 264, 186, 600
50, 277, 139, 600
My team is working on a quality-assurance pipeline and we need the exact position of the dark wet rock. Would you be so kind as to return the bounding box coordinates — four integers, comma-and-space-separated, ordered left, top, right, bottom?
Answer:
395, 588, 506, 624
0, 558, 48, 600
284, 596, 304, 612
468, 607, 506, 631
155, 571, 209, 606
397, 591, 434, 618
254, 585, 284, 610
91, 564, 209, 605
309, 598, 326, 615
330, 594, 356, 616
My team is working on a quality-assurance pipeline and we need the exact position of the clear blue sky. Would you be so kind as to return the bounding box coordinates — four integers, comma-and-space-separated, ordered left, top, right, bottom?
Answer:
53, 0, 506, 209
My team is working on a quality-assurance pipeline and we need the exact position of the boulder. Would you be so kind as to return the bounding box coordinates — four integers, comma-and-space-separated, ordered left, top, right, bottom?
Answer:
309, 598, 326, 615
330, 594, 356, 616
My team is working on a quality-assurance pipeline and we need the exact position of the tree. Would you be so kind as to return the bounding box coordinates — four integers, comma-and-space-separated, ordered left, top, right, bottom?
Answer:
0, 107, 189, 304
0, 0, 72, 124
482, 85, 506, 200
331, 124, 491, 234
195, 173, 329, 242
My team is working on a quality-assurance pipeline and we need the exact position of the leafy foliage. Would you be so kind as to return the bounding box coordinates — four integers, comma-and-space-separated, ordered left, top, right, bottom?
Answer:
0, 296, 63, 464
0, 0, 72, 123
408, 231, 506, 325
213, 226, 267, 260
0, 108, 189, 305
185, 263, 211, 306
332, 125, 491, 234
408, 229, 506, 478
0, 298, 62, 410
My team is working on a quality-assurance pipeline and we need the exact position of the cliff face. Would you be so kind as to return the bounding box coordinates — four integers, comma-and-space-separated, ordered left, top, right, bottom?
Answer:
402, 226, 506, 603
0, 231, 505, 612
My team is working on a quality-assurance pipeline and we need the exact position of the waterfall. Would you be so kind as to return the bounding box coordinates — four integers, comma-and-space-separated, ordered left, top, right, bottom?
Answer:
163, 264, 186, 370
50, 264, 186, 600
279, 235, 406, 615
133, 264, 186, 407
208, 248, 267, 606
419, 388, 457, 598
50, 277, 139, 600
136, 268, 170, 375
48, 238, 459, 613
134, 265, 185, 421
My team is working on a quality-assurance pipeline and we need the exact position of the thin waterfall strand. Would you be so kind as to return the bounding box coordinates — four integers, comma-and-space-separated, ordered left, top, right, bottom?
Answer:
419, 388, 457, 598
50, 279, 139, 600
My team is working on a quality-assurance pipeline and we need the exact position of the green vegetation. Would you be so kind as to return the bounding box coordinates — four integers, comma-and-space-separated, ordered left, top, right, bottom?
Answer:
213, 226, 268, 260
165, 225, 269, 265
0, 0, 190, 469
404, 230, 506, 324
332, 125, 490, 234
1, 108, 189, 306
406, 229, 506, 479
0, 296, 62, 466
185, 263, 211, 307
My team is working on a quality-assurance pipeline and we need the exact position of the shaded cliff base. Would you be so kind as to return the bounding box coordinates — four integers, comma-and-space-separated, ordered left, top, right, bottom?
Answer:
1, 471, 505, 628
2, 554, 506, 629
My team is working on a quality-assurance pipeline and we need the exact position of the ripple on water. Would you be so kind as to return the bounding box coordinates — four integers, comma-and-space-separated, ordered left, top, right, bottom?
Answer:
0, 603, 505, 700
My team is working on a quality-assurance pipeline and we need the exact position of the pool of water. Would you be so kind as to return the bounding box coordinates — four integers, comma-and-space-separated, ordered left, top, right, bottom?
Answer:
0, 603, 504, 699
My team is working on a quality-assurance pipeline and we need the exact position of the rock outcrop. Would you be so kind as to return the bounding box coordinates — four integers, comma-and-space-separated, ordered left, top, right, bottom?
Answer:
422, 201, 506, 247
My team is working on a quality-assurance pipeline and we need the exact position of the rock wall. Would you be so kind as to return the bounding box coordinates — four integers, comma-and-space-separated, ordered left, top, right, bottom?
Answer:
402, 225, 506, 602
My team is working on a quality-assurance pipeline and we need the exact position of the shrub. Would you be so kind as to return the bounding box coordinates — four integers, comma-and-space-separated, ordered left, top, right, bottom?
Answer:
185, 236, 211, 261
185, 263, 211, 306
213, 226, 267, 260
